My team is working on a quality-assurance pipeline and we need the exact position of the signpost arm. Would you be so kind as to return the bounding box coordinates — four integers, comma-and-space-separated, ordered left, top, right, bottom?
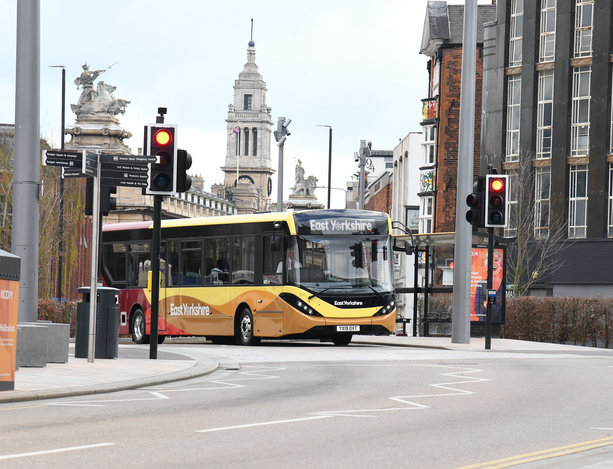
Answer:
87, 157, 101, 363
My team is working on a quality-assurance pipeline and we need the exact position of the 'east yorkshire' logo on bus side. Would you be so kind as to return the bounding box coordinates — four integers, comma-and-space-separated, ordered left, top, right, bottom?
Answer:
309, 219, 375, 233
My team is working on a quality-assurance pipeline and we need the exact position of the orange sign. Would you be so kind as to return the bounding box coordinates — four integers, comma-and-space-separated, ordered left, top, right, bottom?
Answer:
0, 279, 19, 391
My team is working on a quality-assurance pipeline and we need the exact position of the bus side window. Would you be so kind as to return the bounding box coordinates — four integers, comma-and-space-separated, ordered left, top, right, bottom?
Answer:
263, 235, 284, 285
128, 243, 150, 288
168, 240, 180, 287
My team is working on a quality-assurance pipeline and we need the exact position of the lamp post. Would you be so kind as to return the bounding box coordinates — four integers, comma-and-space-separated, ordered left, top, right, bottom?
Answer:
50, 65, 66, 300
355, 140, 371, 210
274, 117, 291, 212
317, 124, 332, 209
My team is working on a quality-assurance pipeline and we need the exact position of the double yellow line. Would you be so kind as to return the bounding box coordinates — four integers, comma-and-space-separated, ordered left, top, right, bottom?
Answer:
457, 436, 613, 468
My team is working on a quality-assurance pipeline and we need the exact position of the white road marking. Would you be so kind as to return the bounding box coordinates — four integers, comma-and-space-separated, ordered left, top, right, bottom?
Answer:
0, 443, 115, 461
196, 415, 332, 433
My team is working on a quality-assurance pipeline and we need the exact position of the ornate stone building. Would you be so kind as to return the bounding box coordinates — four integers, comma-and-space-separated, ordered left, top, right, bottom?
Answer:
217, 38, 275, 214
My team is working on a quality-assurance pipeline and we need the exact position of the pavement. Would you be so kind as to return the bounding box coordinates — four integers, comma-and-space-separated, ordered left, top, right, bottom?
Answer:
2, 335, 612, 404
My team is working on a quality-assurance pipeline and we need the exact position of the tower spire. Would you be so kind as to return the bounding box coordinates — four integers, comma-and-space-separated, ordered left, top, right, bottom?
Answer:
249, 18, 255, 47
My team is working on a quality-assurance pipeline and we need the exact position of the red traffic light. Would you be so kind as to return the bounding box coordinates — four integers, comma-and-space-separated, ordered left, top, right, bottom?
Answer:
154, 129, 172, 146
489, 178, 504, 192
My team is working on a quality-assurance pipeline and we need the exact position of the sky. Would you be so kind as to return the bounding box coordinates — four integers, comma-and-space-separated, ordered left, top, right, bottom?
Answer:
0, 0, 486, 209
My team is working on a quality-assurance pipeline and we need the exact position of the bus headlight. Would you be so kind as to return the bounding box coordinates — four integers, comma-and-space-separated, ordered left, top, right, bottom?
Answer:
373, 299, 395, 316
280, 293, 323, 317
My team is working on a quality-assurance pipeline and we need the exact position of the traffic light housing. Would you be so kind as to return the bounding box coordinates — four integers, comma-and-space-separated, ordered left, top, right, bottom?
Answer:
485, 174, 509, 227
146, 124, 177, 195
465, 176, 485, 227
349, 243, 363, 268
176, 149, 192, 193
100, 184, 117, 216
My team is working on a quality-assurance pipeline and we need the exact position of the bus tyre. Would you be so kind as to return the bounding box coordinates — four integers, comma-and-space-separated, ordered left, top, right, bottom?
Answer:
332, 334, 353, 346
132, 309, 150, 344
236, 308, 259, 346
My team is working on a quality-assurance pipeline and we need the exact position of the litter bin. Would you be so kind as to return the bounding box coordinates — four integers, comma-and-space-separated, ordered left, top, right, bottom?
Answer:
75, 286, 120, 359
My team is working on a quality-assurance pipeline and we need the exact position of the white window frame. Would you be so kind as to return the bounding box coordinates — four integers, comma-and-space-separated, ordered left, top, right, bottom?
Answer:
509, 0, 524, 67
536, 71, 554, 159
569, 165, 588, 238
570, 66, 591, 157
506, 76, 521, 162
534, 167, 551, 239
574, 0, 594, 58
423, 125, 436, 165
419, 196, 433, 234
504, 171, 518, 238
539, 0, 557, 62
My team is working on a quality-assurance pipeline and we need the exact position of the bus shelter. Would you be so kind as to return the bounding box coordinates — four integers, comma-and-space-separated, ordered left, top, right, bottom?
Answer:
393, 231, 492, 337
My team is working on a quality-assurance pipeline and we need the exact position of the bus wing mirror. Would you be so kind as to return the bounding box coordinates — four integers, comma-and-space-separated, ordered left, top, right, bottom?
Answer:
405, 241, 414, 255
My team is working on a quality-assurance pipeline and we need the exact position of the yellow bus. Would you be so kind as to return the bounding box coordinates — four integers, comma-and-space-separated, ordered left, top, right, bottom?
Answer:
101, 209, 396, 346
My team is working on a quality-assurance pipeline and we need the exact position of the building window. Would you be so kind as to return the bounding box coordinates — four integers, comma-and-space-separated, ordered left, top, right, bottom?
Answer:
536, 71, 554, 159
534, 167, 551, 239
571, 66, 591, 157
505, 171, 519, 238
244, 127, 250, 155
252, 128, 258, 156
574, 0, 594, 58
405, 206, 419, 232
608, 164, 613, 237
509, 0, 524, 67
244, 94, 253, 110
506, 76, 521, 162
423, 125, 435, 165
569, 165, 588, 238
419, 196, 433, 234
539, 0, 556, 62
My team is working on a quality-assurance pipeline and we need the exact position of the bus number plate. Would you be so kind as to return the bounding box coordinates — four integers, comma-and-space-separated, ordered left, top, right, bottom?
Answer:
336, 325, 360, 332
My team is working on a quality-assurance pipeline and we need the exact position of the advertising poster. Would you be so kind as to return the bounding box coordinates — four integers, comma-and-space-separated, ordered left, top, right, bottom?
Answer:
470, 247, 505, 324
0, 279, 19, 391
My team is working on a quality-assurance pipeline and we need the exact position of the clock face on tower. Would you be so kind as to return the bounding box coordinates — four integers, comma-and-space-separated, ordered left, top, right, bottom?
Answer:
267, 177, 272, 196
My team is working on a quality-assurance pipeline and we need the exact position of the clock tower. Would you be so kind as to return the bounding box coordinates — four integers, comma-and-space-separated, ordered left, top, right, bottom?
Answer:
221, 35, 275, 214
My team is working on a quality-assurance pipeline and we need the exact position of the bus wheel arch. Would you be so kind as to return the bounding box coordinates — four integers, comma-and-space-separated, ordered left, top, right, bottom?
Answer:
235, 304, 260, 346
131, 306, 150, 344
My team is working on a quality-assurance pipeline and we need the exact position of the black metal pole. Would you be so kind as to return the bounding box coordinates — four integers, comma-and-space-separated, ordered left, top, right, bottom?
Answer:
423, 246, 430, 337
413, 248, 419, 337
56, 66, 65, 300
485, 227, 494, 350
327, 127, 332, 209
150, 195, 161, 359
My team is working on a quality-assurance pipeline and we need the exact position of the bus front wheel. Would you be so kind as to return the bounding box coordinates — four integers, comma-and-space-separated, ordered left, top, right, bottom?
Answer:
132, 309, 150, 344
236, 308, 260, 346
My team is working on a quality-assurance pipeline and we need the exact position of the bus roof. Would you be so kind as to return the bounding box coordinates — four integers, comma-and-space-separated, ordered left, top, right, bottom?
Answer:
102, 209, 390, 236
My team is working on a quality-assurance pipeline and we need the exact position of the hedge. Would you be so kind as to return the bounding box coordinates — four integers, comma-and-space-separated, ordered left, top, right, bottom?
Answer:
504, 296, 613, 348
38, 299, 77, 337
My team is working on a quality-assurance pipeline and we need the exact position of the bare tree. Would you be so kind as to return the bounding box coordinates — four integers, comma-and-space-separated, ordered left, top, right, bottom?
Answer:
503, 154, 571, 297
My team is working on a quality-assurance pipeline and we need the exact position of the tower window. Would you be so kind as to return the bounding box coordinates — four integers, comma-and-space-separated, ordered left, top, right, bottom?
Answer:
244, 94, 253, 110
244, 127, 250, 155
253, 128, 258, 156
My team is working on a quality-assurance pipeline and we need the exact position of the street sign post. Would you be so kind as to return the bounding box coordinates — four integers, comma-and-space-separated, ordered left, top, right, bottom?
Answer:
83, 150, 98, 177
42, 149, 84, 168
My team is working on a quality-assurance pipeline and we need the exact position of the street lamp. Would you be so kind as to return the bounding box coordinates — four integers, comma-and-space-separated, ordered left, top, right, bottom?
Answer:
50, 65, 65, 300
317, 124, 332, 209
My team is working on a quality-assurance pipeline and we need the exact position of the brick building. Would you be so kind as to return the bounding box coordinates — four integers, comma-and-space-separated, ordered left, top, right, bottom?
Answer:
419, 1, 496, 234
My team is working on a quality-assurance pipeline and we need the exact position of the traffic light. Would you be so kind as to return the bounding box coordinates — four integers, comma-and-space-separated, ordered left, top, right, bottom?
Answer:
146, 124, 177, 195
485, 174, 509, 227
176, 149, 192, 193
100, 185, 117, 216
349, 243, 363, 268
465, 176, 485, 227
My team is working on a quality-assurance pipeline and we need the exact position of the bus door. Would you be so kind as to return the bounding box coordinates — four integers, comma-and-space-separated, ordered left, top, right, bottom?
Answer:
157, 240, 168, 334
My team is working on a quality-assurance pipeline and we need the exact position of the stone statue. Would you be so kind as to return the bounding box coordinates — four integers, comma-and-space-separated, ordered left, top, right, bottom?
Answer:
71, 63, 130, 117
290, 159, 318, 197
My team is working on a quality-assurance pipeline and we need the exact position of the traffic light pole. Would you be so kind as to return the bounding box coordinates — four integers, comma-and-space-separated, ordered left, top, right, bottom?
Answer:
149, 195, 161, 359
485, 227, 494, 350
